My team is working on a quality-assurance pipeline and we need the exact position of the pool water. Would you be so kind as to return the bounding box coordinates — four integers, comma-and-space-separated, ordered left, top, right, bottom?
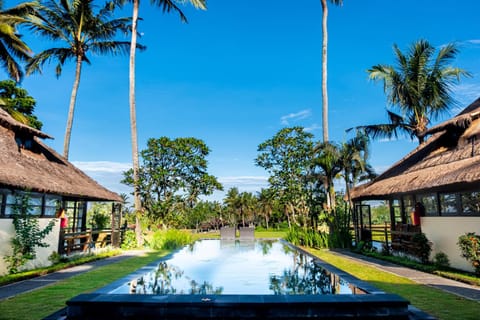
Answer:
107, 239, 359, 295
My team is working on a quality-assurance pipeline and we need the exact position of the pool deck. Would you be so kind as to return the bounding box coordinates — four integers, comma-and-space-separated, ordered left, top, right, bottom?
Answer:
0, 248, 479, 303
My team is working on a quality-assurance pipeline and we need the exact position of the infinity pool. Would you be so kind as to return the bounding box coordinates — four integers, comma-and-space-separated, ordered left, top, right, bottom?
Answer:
65, 239, 413, 319
106, 239, 359, 295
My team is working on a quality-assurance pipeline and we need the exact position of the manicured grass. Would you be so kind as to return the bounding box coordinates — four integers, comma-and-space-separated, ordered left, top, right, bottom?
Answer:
0, 251, 170, 320
307, 248, 480, 320
255, 230, 287, 239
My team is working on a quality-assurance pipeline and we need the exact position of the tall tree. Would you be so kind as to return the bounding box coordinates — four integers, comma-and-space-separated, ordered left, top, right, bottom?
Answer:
25, 0, 137, 159
120, 0, 206, 244
121, 136, 222, 227
256, 127, 314, 228
0, 1, 34, 82
352, 39, 469, 144
320, 0, 342, 142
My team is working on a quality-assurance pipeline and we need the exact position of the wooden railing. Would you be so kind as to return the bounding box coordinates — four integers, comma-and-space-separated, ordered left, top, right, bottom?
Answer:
59, 229, 118, 255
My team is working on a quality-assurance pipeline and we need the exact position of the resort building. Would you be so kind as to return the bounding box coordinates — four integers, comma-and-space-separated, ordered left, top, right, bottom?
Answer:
351, 97, 480, 272
0, 108, 122, 274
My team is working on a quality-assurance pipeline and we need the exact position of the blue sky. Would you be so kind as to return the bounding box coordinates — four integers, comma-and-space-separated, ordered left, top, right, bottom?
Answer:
7, 0, 480, 202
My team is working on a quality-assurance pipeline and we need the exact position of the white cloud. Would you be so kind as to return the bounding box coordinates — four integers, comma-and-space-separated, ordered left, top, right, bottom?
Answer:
72, 161, 131, 173
453, 83, 480, 106
72, 161, 132, 196
304, 123, 321, 132
280, 109, 312, 125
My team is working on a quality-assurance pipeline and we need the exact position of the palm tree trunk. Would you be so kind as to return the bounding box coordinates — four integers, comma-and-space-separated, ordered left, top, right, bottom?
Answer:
129, 0, 143, 246
320, 0, 329, 142
63, 55, 83, 159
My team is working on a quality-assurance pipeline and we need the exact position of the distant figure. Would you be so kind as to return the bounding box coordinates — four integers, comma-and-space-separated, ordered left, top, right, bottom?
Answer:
57, 208, 68, 229
411, 202, 425, 226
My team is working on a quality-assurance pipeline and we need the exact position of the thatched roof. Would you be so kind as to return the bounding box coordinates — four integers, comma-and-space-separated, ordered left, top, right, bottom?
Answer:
0, 109, 122, 202
351, 98, 480, 201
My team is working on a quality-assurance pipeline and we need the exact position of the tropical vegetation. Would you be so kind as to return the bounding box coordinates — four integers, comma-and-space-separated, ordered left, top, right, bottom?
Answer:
351, 39, 470, 144
0, 79, 42, 128
24, 0, 137, 159
119, 0, 207, 247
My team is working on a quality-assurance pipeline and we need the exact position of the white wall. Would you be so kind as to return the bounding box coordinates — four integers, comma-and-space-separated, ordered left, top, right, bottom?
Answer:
0, 218, 60, 275
421, 216, 480, 273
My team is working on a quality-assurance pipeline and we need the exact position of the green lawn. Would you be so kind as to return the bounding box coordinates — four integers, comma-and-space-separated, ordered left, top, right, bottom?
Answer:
0, 251, 170, 320
307, 248, 480, 320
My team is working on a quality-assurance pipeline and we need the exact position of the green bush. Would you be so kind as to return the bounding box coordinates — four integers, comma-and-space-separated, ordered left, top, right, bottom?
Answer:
121, 230, 138, 250
458, 232, 480, 275
411, 233, 432, 264
148, 229, 193, 251
433, 252, 450, 270
285, 227, 328, 248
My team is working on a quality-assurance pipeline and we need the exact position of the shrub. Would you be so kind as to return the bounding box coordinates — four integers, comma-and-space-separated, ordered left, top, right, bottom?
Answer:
411, 233, 432, 264
433, 252, 450, 270
121, 230, 138, 250
458, 232, 480, 275
148, 229, 193, 251
285, 227, 328, 248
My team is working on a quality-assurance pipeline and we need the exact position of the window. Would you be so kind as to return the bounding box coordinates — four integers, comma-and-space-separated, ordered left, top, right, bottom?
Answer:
403, 195, 414, 223
419, 194, 438, 216
461, 191, 480, 215
44, 195, 61, 217
391, 199, 402, 225
439, 193, 457, 215
5, 192, 42, 216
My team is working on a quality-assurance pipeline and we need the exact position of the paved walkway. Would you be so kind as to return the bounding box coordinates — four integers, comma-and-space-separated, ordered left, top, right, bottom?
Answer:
330, 250, 480, 302
1, 249, 479, 303
0, 250, 146, 301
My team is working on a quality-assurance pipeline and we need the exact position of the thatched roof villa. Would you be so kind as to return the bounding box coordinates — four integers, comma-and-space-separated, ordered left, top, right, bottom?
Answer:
351, 97, 480, 272
0, 108, 122, 274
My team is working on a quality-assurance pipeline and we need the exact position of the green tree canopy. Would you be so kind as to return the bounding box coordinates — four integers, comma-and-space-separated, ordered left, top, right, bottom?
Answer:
256, 127, 314, 227
0, 79, 42, 129
122, 136, 222, 225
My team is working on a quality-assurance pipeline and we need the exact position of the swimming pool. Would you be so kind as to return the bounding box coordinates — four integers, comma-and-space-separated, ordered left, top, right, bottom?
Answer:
65, 239, 414, 319
103, 239, 364, 295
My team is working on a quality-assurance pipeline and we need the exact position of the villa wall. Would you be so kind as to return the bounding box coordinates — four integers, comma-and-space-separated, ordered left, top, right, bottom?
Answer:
421, 217, 480, 273
0, 218, 60, 275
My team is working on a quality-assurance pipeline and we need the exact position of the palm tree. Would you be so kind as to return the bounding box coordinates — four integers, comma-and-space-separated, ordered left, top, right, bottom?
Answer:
311, 141, 342, 211
340, 130, 375, 213
320, 0, 343, 142
353, 39, 469, 144
121, 0, 206, 245
25, 0, 138, 159
0, 1, 35, 82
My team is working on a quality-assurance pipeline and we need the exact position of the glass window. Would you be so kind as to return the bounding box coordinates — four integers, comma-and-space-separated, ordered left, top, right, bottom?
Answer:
45, 195, 62, 217
403, 195, 415, 223
419, 194, 438, 216
391, 199, 402, 225
5, 192, 42, 216
0, 193, 3, 216
440, 193, 457, 215
461, 191, 480, 214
